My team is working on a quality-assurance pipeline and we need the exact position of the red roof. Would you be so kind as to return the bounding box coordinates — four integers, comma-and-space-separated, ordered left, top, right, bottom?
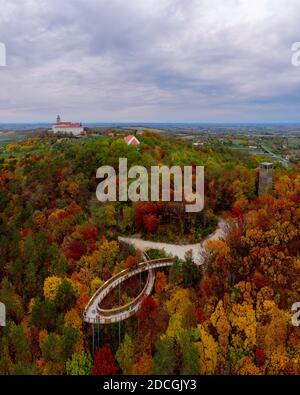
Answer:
124, 135, 140, 145
54, 122, 82, 128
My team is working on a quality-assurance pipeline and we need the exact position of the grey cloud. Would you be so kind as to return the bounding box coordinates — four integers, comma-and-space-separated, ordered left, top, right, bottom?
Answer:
0, 0, 300, 122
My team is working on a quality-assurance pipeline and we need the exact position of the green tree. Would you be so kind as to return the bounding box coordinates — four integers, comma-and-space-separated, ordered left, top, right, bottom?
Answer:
66, 352, 92, 375
120, 206, 134, 233
0, 278, 24, 323
41, 333, 62, 362
10, 362, 37, 375
61, 326, 80, 361
0, 336, 13, 374
116, 334, 134, 375
169, 257, 183, 285
179, 330, 199, 375
8, 323, 32, 364
55, 279, 77, 312
29, 298, 57, 330
182, 256, 202, 288
153, 337, 176, 375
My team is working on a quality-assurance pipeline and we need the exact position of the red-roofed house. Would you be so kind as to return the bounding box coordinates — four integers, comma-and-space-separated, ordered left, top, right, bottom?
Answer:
124, 135, 140, 146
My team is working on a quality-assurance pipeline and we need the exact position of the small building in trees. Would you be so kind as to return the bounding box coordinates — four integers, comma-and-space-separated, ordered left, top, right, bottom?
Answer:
124, 135, 140, 146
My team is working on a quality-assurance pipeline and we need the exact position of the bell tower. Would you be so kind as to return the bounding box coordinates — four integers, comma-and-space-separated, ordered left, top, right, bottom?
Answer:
56, 114, 61, 123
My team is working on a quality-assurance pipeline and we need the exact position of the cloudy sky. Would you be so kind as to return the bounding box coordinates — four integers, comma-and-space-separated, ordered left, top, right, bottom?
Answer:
0, 0, 300, 123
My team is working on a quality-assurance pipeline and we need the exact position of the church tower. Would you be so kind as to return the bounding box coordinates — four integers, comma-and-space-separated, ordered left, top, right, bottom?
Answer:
56, 115, 61, 123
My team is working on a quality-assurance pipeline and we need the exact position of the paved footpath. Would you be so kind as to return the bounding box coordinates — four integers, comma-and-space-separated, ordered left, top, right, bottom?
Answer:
118, 218, 228, 265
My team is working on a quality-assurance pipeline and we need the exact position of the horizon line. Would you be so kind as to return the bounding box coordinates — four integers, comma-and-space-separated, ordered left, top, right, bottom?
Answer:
1, 121, 300, 125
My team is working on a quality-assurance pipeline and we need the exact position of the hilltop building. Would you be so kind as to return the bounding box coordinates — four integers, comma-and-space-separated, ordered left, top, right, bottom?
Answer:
258, 162, 273, 196
52, 115, 84, 136
124, 135, 140, 146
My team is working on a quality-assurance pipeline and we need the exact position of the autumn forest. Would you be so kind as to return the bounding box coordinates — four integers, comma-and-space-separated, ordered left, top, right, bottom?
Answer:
0, 131, 299, 375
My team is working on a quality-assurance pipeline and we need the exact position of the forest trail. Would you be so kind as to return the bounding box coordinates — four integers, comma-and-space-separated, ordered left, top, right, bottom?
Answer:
118, 218, 228, 265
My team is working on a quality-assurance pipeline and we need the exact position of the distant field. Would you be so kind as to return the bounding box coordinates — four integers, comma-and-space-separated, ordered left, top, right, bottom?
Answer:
0, 130, 39, 147
288, 138, 300, 149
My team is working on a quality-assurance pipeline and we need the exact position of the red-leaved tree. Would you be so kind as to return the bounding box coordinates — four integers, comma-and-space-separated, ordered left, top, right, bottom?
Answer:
80, 224, 98, 241
196, 307, 208, 324
255, 348, 266, 366
91, 347, 118, 375
125, 255, 137, 270
64, 239, 86, 263
139, 296, 158, 322
135, 202, 159, 233
143, 214, 160, 233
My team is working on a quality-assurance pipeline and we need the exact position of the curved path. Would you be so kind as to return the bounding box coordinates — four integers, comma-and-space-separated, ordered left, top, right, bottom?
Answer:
118, 218, 228, 265
84, 219, 228, 325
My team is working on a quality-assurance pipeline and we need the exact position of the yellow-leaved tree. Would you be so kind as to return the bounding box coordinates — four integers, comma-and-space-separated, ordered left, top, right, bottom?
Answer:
43, 276, 62, 301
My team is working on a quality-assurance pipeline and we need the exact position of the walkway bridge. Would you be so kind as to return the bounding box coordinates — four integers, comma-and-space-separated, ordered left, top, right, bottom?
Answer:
83, 258, 174, 324
84, 218, 229, 325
